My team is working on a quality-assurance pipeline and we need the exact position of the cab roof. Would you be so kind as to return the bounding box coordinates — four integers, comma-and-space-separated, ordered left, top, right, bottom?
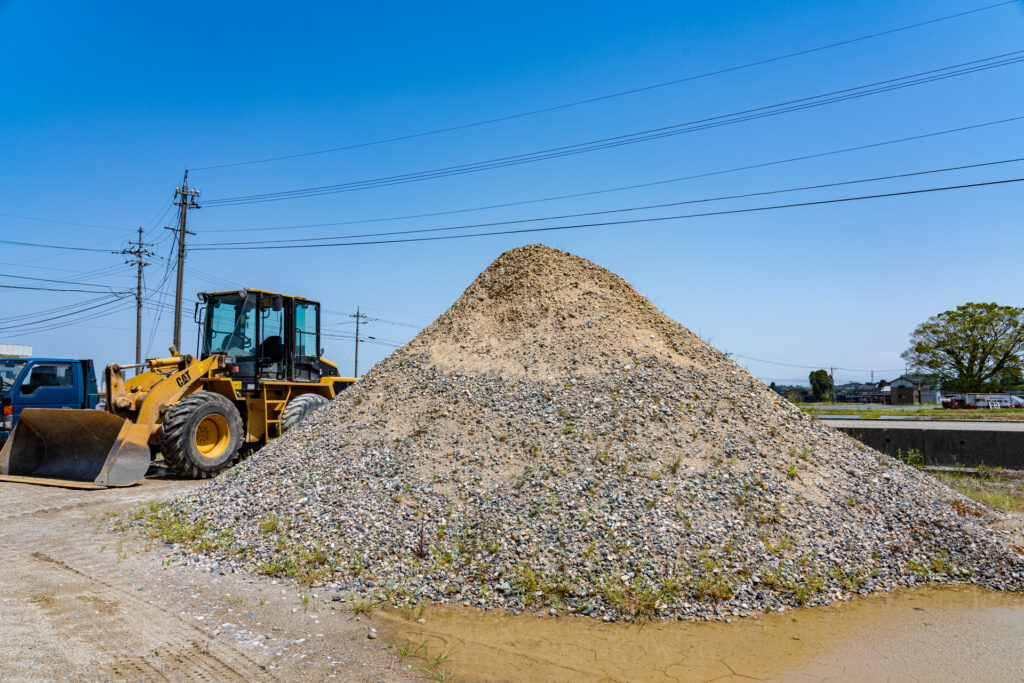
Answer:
204, 289, 311, 301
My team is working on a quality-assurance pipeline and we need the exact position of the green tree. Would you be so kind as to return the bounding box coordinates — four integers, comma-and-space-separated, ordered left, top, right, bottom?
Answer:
901, 302, 1024, 392
809, 369, 833, 402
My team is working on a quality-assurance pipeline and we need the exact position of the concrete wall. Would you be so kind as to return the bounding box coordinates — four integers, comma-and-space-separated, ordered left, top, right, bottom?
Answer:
833, 424, 1024, 468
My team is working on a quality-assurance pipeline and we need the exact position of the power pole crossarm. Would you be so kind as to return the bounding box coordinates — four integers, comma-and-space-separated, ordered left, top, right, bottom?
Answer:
168, 171, 199, 354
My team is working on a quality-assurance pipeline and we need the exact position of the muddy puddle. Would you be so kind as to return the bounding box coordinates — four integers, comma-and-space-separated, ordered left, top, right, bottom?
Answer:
377, 585, 1024, 681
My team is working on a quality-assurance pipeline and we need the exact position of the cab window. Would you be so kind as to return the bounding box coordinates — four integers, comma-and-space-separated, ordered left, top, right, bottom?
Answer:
203, 292, 258, 376
295, 302, 319, 358
20, 363, 73, 394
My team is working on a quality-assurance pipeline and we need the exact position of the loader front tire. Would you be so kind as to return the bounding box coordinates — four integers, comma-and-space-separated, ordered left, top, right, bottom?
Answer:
161, 392, 244, 478
280, 394, 329, 431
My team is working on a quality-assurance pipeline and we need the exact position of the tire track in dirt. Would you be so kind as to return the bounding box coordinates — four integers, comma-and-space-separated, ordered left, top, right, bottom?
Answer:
0, 482, 270, 682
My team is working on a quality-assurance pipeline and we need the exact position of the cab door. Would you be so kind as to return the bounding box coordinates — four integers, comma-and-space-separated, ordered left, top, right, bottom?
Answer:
292, 301, 321, 382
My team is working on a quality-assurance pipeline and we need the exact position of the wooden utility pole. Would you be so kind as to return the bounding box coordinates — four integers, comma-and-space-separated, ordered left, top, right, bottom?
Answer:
350, 307, 368, 377
122, 227, 153, 373
168, 171, 199, 352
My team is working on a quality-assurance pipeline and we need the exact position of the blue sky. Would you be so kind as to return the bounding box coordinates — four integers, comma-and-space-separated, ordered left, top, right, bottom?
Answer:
2, 1, 1022, 384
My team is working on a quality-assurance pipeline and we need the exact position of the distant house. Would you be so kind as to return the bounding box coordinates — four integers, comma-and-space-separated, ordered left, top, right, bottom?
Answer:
835, 382, 887, 404
888, 375, 940, 404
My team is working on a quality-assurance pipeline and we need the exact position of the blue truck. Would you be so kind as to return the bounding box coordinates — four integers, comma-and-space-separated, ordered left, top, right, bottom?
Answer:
0, 358, 99, 445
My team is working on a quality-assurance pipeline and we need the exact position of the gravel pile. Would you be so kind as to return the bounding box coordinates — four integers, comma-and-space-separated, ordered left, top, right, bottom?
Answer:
159, 244, 1024, 620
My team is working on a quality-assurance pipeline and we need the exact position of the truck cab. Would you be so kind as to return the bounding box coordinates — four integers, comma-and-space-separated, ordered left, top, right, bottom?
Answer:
0, 358, 99, 444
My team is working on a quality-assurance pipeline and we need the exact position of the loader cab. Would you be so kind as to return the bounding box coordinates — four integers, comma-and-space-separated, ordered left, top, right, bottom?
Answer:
198, 289, 339, 388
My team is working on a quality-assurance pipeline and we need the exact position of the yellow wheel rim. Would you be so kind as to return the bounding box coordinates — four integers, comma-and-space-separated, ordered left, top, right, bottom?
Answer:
194, 414, 230, 459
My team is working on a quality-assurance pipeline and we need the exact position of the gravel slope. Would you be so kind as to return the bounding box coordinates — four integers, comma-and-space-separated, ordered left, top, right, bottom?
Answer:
160, 245, 1024, 621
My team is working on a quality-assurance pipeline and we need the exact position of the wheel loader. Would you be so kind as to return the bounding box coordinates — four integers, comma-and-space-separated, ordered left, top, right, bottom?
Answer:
0, 289, 356, 488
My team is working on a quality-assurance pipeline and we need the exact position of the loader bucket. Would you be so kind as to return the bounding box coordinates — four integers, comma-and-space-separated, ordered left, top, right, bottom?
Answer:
0, 409, 151, 489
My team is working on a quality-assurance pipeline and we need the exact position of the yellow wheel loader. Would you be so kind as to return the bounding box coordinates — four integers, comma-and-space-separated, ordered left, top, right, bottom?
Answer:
0, 289, 355, 488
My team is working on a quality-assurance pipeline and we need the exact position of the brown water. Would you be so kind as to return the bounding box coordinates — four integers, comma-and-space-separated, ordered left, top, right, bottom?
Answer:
378, 586, 1024, 682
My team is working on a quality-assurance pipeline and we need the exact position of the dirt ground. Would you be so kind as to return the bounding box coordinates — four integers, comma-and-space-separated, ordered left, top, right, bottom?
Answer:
4, 474, 1024, 682
0, 477, 414, 683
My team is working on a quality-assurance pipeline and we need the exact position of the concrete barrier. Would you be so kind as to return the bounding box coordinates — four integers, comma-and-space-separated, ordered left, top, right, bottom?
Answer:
823, 419, 1024, 469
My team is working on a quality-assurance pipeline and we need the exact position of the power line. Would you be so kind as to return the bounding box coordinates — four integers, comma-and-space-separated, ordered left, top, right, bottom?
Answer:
190, 0, 1017, 171
321, 332, 403, 349
202, 51, 1024, 206
0, 296, 130, 332
0, 238, 115, 252
144, 197, 175, 231
0, 283, 124, 294
731, 353, 904, 373
2, 301, 136, 338
324, 331, 408, 345
0, 294, 115, 325
325, 304, 433, 321
0, 211, 121, 231
192, 175, 1024, 252
195, 157, 1024, 247
203, 114, 1024, 235
0, 272, 122, 290
369, 317, 422, 330
203, 114, 1024, 234
144, 233, 180, 356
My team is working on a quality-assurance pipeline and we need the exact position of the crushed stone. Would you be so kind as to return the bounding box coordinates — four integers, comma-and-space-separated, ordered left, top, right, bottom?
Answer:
153, 244, 1024, 620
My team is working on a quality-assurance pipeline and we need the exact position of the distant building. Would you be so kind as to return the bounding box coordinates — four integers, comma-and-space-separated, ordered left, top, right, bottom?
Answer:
891, 384, 920, 405
836, 382, 887, 404
888, 375, 940, 404
0, 344, 32, 358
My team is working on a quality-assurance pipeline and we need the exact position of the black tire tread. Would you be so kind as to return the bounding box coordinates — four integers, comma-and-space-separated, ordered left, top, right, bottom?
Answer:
280, 393, 329, 431
161, 391, 243, 479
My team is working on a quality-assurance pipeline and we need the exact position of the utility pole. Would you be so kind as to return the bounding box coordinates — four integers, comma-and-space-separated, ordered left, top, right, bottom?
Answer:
121, 227, 153, 373
167, 170, 199, 353
829, 365, 835, 402
350, 307, 368, 377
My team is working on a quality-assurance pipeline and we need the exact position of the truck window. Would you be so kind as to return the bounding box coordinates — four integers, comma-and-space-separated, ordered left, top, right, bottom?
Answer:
20, 363, 73, 394
0, 359, 27, 396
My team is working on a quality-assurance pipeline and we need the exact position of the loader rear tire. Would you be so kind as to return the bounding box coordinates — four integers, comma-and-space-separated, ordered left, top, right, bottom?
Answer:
280, 394, 329, 431
161, 391, 244, 479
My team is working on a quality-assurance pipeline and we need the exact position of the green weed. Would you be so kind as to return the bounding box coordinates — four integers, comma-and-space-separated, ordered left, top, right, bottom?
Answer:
786, 573, 824, 605
258, 513, 279, 534
347, 597, 381, 615
907, 559, 930, 578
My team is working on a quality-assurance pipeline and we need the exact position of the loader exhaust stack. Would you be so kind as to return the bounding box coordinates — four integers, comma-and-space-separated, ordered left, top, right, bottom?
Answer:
0, 409, 151, 489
